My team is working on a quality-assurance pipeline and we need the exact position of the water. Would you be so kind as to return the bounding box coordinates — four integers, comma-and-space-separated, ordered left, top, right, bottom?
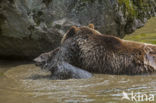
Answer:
0, 60, 156, 103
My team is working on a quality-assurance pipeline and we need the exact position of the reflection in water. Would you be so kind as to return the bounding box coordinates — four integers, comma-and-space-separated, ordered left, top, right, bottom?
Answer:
0, 61, 156, 103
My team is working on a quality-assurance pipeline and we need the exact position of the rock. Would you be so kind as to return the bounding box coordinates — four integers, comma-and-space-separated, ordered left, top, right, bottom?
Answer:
0, 0, 155, 59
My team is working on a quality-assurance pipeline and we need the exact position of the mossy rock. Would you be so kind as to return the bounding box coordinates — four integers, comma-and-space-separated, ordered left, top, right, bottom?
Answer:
118, 0, 136, 17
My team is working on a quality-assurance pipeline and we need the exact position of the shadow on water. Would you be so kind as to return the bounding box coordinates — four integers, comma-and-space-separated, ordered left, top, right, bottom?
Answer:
26, 74, 51, 80
0, 59, 32, 76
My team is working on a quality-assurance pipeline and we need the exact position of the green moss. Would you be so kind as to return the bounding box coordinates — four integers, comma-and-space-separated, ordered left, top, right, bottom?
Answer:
81, 0, 95, 3
118, 0, 136, 17
0, 72, 3, 76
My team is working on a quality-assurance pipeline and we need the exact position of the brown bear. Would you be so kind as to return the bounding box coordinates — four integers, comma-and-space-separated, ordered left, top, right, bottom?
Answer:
35, 24, 156, 79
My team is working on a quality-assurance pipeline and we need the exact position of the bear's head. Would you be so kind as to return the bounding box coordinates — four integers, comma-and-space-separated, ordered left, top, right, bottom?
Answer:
61, 24, 102, 44
33, 48, 59, 68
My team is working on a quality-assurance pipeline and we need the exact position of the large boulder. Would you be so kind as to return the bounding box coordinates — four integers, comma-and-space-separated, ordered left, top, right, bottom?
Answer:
0, 0, 155, 59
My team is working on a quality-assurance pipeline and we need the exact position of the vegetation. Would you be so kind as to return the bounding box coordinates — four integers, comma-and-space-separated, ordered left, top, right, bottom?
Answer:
118, 0, 136, 17
118, 0, 153, 20
124, 17, 156, 44
0, 72, 3, 76
124, 33, 156, 44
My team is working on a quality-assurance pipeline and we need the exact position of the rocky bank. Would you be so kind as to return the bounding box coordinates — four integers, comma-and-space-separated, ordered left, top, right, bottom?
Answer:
0, 0, 155, 59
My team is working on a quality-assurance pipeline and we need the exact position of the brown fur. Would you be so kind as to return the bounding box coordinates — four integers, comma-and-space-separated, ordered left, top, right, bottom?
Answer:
45, 24, 156, 75
88, 24, 94, 29
61, 24, 101, 44
61, 26, 79, 44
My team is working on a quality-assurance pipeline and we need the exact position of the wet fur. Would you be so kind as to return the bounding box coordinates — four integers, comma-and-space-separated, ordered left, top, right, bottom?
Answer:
45, 25, 156, 75
35, 24, 156, 80
34, 47, 59, 68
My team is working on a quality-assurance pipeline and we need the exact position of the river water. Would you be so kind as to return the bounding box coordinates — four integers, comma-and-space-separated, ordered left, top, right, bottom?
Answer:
0, 60, 156, 103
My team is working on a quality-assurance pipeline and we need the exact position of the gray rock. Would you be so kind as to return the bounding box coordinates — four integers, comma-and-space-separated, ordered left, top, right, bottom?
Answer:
0, 0, 155, 59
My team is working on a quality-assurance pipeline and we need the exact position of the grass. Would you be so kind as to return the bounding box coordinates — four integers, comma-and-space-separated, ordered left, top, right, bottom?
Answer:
124, 17, 156, 44
0, 72, 3, 76
124, 33, 156, 44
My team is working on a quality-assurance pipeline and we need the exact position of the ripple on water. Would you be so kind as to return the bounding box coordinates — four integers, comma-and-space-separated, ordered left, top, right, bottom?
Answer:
0, 64, 155, 103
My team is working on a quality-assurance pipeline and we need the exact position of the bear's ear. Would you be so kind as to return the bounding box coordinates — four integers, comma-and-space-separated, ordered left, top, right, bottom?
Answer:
61, 26, 79, 44
88, 24, 94, 29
